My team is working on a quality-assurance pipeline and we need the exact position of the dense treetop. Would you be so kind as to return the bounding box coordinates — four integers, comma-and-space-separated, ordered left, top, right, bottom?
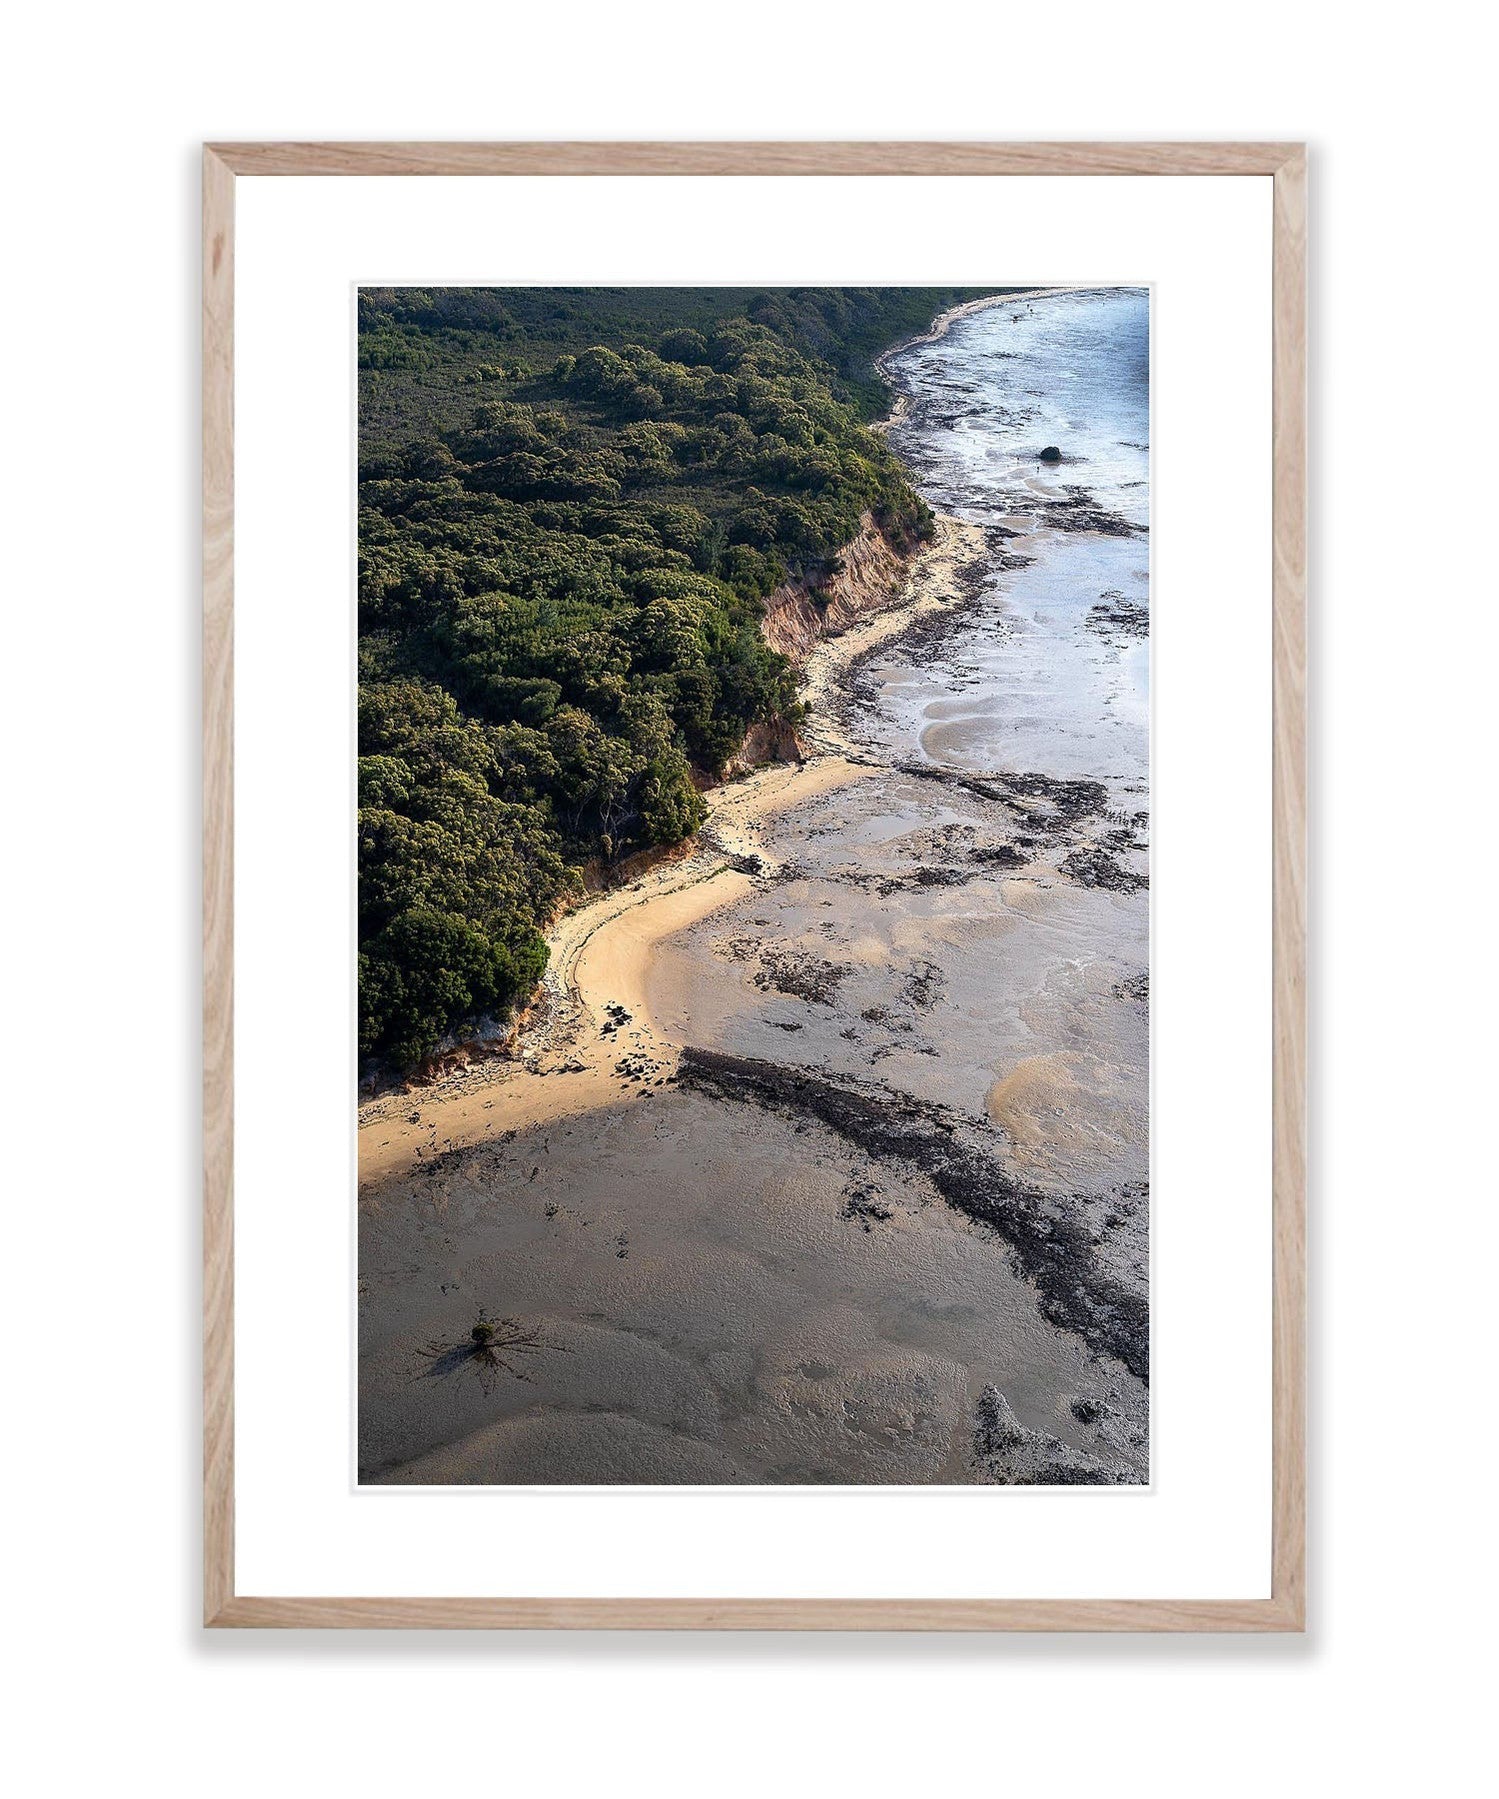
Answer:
358, 287, 997, 1070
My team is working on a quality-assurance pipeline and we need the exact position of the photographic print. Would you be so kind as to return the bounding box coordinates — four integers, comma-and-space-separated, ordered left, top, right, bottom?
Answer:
356, 285, 1150, 1487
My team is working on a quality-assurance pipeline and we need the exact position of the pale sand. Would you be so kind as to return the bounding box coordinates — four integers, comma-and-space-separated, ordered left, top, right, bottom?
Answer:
357, 515, 988, 1188
798, 514, 986, 757
359, 295, 1151, 1487
357, 758, 875, 1186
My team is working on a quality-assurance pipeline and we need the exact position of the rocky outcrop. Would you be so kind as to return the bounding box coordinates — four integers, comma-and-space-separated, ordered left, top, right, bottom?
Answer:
758, 511, 914, 667
971, 1385, 1127, 1485
677, 1047, 1150, 1383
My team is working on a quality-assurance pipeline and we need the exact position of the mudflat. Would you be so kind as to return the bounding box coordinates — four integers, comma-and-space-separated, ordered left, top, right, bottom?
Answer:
359, 289, 1151, 1486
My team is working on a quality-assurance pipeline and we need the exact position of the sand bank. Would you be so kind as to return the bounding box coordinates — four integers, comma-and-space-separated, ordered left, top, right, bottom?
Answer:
359, 289, 1152, 1487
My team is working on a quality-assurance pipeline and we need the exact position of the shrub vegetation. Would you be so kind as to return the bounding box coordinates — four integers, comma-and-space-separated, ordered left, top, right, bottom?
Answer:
358, 287, 997, 1069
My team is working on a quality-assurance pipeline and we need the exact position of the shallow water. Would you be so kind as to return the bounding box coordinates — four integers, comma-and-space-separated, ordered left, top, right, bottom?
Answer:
360, 290, 1153, 1484
871, 289, 1150, 790
651, 287, 1151, 1184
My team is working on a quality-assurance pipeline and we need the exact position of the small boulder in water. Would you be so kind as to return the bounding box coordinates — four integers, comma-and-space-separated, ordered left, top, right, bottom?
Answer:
1038, 445, 1063, 463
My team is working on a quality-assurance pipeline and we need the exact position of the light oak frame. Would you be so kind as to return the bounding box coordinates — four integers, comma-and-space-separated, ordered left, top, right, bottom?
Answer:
203, 141, 1306, 1631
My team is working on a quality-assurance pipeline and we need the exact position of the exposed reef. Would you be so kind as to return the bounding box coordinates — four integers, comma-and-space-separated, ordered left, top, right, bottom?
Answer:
678, 1047, 1149, 1383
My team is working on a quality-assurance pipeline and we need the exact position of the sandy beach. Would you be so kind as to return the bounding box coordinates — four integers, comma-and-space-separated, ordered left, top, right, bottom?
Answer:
357, 513, 985, 1189
359, 288, 1151, 1486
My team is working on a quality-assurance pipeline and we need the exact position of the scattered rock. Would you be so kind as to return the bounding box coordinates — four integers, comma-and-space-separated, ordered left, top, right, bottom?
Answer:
901, 959, 947, 1010
969, 843, 1030, 869
840, 1184, 894, 1231
1086, 593, 1149, 640
1040, 484, 1144, 537
679, 1048, 1149, 1381
974, 1384, 1028, 1455
615, 1050, 664, 1083
752, 947, 851, 1005
1059, 849, 1148, 893
972, 1385, 1127, 1485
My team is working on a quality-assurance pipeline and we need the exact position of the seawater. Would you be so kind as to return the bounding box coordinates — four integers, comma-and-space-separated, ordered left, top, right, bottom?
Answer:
874, 288, 1150, 796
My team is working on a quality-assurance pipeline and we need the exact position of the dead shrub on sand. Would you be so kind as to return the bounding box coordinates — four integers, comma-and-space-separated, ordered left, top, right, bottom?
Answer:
417, 1311, 569, 1396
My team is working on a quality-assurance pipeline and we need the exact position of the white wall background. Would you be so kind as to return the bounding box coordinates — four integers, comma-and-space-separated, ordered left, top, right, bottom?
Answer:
5, 4, 1492, 1794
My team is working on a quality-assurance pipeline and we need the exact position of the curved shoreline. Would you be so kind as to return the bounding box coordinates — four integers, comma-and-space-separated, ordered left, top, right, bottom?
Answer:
359, 285, 1106, 1182
358, 512, 989, 1186
359, 290, 1152, 1488
872, 287, 1080, 433
360, 289, 1101, 1168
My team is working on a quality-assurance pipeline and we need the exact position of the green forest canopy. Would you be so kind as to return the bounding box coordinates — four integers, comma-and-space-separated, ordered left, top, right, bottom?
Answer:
359, 286, 999, 1070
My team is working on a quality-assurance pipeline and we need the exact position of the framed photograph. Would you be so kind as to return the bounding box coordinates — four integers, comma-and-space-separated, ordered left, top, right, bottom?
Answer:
204, 141, 1305, 1629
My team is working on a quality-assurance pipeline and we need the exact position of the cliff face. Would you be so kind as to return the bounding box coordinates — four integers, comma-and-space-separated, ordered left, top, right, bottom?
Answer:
758, 511, 913, 668
725, 716, 806, 775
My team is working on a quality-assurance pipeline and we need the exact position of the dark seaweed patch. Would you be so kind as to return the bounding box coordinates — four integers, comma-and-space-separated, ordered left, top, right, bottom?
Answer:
679, 1049, 1149, 1382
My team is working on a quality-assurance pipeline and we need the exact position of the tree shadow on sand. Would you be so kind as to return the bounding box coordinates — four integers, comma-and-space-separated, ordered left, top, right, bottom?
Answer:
416, 1312, 569, 1397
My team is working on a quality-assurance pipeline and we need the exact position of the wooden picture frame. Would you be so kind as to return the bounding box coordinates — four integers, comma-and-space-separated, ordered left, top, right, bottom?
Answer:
204, 141, 1306, 1631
